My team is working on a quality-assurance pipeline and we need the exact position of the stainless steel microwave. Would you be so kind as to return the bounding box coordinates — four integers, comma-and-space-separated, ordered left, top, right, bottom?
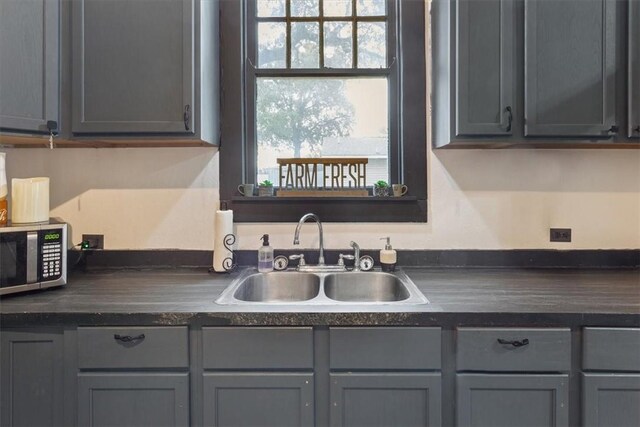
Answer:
0, 221, 67, 296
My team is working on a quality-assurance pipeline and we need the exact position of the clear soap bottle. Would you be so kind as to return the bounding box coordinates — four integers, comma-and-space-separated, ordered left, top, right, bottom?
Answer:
258, 234, 274, 272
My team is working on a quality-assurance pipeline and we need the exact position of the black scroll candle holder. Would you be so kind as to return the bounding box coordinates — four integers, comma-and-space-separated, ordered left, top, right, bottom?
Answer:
222, 233, 237, 273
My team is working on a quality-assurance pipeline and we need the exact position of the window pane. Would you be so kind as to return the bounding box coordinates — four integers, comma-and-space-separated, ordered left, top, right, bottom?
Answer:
258, 22, 286, 68
358, 22, 386, 68
256, 78, 389, 187
357, 0, 385, 16
323, 0, 352, 16
292, 23, 320, 68
291, 0, 319, 17
324, 22, 353, 68
257, 0, 285, 17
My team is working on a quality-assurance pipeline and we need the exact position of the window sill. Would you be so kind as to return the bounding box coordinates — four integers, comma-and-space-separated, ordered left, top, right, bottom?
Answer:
227, 196, 427, 222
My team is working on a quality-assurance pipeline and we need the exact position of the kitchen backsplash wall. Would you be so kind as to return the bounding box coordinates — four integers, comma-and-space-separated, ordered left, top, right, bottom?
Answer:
2, 146, 639, 250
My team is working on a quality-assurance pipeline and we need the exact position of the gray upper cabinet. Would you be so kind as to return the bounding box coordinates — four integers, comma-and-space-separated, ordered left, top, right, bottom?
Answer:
0, 0, 59, 133
433, 0, 636, 147
0, 330, 64, 427
630, 0, 640, 138
72, 0, 194, 134
524, 0, 616, 137
456, 0, 514, 136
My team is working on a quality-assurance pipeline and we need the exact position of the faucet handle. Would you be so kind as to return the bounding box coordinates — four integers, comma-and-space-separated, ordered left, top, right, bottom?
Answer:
338, 254, 355, 266
289, 254, 306, 266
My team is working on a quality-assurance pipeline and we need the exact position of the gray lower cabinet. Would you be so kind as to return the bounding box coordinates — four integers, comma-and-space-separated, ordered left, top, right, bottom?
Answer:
72, 0, 194, 134
78, 373, 189, 427
75, 326, 190, 426
329, 327, 442, 427
582, 328, 640, 427
201, 327, 315, 427
457, 374, 569, 427
330, 373, 441, 427
0, 330, 64, 427
524, 0, 616, 137
583, 374, 640, 427
629, 0, 640, 138
0, 0, 59, 133
456, 328, 570, 427
455, 0, 514, 136
202, 373, 315, 427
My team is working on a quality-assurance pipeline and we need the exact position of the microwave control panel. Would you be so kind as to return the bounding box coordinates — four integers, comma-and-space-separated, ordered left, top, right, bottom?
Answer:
39, 228, 63, 281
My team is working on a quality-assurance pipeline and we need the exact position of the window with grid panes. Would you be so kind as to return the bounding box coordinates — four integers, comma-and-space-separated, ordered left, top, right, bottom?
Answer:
220, 0, 427, 222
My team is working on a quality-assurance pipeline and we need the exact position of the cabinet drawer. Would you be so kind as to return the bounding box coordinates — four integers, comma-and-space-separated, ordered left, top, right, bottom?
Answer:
78, 327, 188, 369
457, 328, 571, 372
202, 327, 314, 370
330, 327, 441, 370
583, 328, 640, 372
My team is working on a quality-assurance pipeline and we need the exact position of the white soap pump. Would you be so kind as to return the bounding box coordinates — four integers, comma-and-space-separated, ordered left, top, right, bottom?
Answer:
380, 237, 397, 272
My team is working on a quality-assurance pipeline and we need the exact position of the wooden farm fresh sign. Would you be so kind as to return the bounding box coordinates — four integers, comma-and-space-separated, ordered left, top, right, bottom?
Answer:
277, 158, 368, 197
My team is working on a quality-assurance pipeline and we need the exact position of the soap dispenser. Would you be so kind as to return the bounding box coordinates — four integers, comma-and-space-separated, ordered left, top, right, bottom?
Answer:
258, 234, 274, 272
380, 237, 397, 272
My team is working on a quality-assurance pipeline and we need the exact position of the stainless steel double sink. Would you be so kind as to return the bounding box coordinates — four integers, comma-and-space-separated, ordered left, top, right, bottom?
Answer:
215, 268, 429, 305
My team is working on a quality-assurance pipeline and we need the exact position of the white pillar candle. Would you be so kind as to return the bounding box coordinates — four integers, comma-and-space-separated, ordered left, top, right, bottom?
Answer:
11, 177, 50, 224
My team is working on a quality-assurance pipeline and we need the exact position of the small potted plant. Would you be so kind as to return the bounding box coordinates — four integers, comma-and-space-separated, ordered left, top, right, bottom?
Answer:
258, 179, 274, 197
373, 180, 390, 197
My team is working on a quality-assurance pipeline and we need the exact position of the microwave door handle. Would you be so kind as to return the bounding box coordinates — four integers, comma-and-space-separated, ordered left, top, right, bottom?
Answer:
26, 232, 38, 283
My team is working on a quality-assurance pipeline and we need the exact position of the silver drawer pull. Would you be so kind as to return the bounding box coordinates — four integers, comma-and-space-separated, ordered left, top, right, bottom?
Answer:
114, 334, 145, 343
497, 338, 529, 348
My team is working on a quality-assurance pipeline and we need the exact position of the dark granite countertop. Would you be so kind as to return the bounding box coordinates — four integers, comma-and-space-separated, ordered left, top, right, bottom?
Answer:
1, 267, 638, 327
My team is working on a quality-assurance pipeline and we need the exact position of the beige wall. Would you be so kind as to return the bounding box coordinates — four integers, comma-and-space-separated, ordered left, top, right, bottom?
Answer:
2, 145, 639, 251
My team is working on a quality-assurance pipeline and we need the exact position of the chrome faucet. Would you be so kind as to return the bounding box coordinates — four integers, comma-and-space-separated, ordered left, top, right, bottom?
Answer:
293, 213, 325, 265
350, 241, 361, 271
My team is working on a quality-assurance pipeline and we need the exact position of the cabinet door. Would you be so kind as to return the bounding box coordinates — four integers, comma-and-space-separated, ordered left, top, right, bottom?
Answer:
457, 374, 569, 427
203, 373, 314, 427
630, 0, 640, 138
0, 330, 64, 427
583, 374, 640, 427
78, 373, 189, 426
72, 0, 194, 134
0, 0, 59, 133
524, 0, 616, 137
330, 373, 441, 427
456, 0, 514, 136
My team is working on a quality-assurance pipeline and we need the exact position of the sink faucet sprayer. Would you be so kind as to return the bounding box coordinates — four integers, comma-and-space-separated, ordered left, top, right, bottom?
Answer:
293, 213, 325, 265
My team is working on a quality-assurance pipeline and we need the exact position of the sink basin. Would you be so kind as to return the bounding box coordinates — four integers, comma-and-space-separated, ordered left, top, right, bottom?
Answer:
215, 268, 428, 305
324, 272, 410, 302
231, 272, 320, 302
